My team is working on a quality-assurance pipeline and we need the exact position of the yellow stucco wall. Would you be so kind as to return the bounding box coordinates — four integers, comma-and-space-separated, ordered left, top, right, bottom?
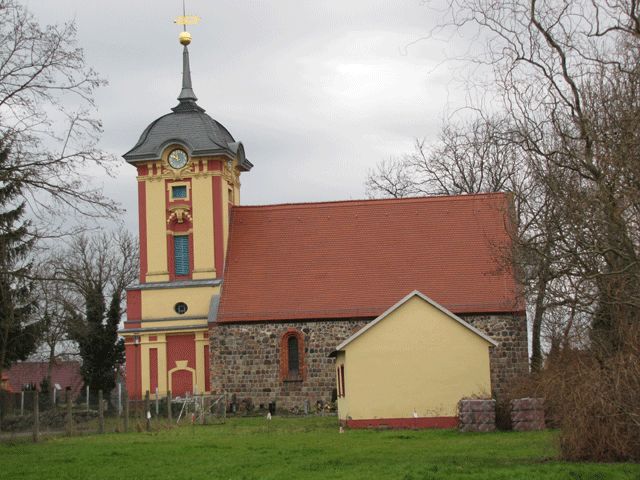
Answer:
337, 295, 493, 421
141, 285, 219, 321
191, 175, 216, 279
145, 176, 169, 282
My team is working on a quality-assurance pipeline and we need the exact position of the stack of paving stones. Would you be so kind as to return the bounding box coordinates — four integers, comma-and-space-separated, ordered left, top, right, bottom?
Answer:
510, 397, 545, 431
458, 398, 496, 432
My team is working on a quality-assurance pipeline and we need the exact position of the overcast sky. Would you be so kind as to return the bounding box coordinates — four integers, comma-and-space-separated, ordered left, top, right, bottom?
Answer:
24, 1, 465, 233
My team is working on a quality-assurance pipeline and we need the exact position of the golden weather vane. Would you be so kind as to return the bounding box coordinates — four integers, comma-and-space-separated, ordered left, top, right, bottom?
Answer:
174, 0, 201, 45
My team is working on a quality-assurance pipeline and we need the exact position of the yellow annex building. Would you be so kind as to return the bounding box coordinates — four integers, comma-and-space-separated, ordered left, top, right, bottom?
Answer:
332, 291, 496, 428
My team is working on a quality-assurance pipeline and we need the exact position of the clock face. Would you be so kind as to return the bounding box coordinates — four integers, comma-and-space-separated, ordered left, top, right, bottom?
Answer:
168, 148, 188, 169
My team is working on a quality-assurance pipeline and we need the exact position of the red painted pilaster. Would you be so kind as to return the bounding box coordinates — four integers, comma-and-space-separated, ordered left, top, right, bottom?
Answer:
212, 175, 224, 277
137, 180, 147, 283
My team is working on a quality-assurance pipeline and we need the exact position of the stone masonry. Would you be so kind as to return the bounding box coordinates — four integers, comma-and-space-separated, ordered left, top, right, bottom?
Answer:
461, 313, 529, 400
210, 313, 528, 412
210, 319, 370, 411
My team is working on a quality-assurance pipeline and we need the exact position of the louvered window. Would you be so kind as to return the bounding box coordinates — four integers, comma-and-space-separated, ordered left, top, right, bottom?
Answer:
287, 335, 299, 376
172, 185, 187, 199
174, 235, 189, 275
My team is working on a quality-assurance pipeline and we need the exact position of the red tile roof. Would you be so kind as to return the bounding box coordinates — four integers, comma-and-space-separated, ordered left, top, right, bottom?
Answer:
4, 361, 83, 398
217, 193, 524, 323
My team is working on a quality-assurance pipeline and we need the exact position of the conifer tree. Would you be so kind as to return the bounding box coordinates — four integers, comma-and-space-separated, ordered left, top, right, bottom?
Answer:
0, 142, 39, 374
61, 232, 137, 397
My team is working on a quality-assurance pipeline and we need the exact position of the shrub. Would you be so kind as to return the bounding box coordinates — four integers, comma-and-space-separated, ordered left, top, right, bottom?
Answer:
506, 329, 640, 461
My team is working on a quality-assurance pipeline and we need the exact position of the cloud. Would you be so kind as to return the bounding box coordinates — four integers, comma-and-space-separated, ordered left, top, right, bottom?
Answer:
25, 0, 457, 232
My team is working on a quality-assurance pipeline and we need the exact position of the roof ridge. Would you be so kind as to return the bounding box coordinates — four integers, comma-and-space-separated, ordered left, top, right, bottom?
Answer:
234, 192, 508, 211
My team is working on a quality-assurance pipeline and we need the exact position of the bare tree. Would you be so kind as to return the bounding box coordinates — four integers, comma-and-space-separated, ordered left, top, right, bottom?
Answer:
31, 259, 80, 394
369, 0, 640, 458
0, 0, 119, 234
366, 115, 565, 371
369, 0, 640, 370
58, 230, 138, 396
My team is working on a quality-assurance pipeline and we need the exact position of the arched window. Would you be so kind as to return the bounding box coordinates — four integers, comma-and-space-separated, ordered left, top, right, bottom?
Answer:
280, 329, 304, 381
287, 335, 299, 376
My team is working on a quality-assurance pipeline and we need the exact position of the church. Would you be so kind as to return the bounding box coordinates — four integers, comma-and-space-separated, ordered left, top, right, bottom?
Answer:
120, 30, 528, 414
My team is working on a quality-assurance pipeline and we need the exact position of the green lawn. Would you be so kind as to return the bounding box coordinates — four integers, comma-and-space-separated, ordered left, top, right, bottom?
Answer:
0, 417, 637, 479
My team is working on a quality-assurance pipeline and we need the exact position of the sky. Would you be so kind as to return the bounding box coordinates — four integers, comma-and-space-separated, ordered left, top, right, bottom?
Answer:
24, 0, 464, 233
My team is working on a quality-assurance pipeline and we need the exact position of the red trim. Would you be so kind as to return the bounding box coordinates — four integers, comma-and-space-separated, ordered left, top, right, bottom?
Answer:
213, 176, 224, 277
346, 417, 459, 429
125, 343, 142, 400
149, 348, 158, 393
207, 159, 222, 171
204, 345, 211, 392
126, 290, 142, 322
137, 181, 147, 283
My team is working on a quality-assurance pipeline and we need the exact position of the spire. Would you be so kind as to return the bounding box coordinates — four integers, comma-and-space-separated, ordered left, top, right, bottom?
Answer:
172, 36, 204, 113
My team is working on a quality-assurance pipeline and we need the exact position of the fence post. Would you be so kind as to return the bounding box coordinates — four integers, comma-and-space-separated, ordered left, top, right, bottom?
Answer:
118, 383, 122, 417
33, 391, 40, 443
98, 390, 104, 434
124, 391, 129, 433
202, 395, 209, 425
167, 390, 172, 422
155, 387, 159, 416
145, 390, 151, 432
0, 389, 4, 431
20, 391, 25, 416
66, 391, 73, 435
86, 386, 90, 412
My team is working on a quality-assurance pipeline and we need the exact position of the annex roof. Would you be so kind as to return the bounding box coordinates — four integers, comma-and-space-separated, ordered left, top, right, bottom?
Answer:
217, 192, 524, 323
332, 290, 499, 356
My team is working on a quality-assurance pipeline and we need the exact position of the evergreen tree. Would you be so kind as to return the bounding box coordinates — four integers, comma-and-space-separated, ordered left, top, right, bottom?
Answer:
0, 142, 38, 373
62, 232, 136, 397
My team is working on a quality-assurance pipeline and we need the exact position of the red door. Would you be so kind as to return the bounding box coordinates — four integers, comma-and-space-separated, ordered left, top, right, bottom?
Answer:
172, 369, 193, 397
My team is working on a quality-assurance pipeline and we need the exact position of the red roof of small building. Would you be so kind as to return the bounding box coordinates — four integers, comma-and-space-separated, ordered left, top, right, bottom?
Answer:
217, 193, 524, 323
4, 361, 83, 398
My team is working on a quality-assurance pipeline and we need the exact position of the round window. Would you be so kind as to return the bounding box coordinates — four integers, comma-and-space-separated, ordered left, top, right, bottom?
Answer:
174, 302, 188, 315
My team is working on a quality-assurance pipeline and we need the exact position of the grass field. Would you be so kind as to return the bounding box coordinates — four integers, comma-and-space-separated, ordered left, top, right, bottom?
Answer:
0, 417, 638, 479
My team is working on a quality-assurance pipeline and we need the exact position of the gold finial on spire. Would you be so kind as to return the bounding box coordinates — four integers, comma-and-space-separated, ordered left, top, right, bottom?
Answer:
178, 31, 192, 45
174, 0, 200, 45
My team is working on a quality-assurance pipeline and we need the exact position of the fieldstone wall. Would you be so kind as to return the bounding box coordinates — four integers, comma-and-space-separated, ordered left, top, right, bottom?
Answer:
210, 312, 528, 412
210, 319, 370, 411
458, 398, 496, 432
511, 397, 545, 431
461, 313, 529, 399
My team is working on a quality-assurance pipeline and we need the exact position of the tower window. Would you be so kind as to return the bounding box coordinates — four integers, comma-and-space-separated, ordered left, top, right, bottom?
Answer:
172, 185, 187, 199
174, 235, 189, 275
174, 302, 188, 315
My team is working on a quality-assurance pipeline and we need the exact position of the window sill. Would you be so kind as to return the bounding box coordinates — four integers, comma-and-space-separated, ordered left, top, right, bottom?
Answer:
283, 377, 303, 383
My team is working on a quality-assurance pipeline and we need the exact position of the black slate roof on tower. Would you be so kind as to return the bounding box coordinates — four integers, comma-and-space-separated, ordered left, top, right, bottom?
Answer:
123, 43, 252, 171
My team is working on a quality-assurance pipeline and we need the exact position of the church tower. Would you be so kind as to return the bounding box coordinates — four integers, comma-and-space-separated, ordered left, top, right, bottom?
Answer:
121, 29, 252, 399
